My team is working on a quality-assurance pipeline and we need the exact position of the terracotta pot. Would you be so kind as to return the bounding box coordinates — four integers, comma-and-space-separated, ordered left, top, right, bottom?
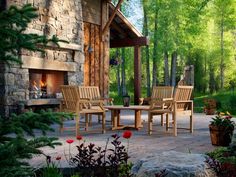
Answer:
209, 125, 234, 146
205, 109, 215, 115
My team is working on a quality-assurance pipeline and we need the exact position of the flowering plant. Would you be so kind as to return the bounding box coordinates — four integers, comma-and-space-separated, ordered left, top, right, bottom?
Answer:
210, 111, 235, 130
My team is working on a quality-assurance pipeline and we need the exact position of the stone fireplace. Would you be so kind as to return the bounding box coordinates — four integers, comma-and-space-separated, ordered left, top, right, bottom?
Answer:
0, 0, 85, 117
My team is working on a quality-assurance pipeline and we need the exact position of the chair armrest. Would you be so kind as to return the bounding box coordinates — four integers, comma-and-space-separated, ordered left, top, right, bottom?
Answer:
175, 100, 193, 103
150, 99, 174, 109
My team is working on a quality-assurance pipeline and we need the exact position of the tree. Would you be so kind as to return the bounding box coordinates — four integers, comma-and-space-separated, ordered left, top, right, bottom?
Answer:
152, 0, 159, 87
0, 4, 69, 176
142, 0, 151, 96
212, 0, 235, 89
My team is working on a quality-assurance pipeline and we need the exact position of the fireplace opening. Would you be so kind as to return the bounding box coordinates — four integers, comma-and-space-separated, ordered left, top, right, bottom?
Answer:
29, 69, 67, 99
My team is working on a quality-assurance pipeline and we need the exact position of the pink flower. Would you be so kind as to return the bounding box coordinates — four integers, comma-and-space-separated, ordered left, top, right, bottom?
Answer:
123, 130, 132, 139
66, 139, 74, 144
76, 135, 83, 140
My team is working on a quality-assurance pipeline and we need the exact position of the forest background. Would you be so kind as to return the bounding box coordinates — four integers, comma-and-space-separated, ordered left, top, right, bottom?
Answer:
109, 0, 236, 113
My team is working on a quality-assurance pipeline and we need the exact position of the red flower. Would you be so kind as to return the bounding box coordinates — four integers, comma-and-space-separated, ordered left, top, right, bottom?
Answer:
66, 139, 74, 144
123, 130, 132, 139
76, 135, 83, 140
56, 156, 61, 160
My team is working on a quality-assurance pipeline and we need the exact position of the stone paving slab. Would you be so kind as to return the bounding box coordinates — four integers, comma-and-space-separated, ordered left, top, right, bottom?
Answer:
30, 112, 233, 168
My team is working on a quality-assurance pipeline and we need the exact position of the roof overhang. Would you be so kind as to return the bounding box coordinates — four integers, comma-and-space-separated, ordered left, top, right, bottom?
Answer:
109, 3, 149, 48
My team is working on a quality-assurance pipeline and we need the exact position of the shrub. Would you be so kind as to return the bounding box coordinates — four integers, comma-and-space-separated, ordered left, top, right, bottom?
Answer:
70, 133, 133, 177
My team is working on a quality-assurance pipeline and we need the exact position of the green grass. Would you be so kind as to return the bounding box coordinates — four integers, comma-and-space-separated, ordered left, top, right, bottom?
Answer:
193, 90, 236, 115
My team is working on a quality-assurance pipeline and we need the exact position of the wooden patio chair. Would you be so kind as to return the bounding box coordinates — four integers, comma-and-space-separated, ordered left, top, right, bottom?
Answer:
78, 86, 113, 125
140, 86, 174, 126
148, 86, 193, 136
60, 85, 106, 136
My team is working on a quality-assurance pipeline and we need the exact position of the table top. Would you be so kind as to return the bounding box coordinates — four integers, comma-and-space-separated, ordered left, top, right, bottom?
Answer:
104, 105, 150, 111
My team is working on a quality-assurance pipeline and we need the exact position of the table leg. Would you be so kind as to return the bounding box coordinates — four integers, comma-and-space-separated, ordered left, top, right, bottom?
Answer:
117, 110, 121, 126
112, 110, 118, 129
135, 110, 142, 129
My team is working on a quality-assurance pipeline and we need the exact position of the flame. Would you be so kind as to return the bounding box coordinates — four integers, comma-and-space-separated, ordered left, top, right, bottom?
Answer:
40, 80, 47, 87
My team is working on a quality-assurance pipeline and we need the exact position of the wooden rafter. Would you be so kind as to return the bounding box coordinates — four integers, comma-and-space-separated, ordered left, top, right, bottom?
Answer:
102, 0, 124, 35
110, 22, 127, 38
110, 37, 149, 48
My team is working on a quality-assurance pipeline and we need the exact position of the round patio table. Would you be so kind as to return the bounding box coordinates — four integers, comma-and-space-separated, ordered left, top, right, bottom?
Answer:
104, 105, 150, 130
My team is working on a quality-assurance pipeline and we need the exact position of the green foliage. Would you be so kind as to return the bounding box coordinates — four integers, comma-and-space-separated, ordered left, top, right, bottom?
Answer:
210, 111, 235, 130
0, 4, 68, 66
0, 110, 70, 177
40, 162, 63, 177
194, 91, 236, 115
70, 134, 132, 177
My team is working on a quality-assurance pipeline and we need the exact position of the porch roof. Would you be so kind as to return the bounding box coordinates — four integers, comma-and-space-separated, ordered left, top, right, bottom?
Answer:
109, 3, 148, 48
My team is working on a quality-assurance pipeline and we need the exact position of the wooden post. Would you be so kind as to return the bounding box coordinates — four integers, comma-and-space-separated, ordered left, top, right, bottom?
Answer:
134, 45, 141, 105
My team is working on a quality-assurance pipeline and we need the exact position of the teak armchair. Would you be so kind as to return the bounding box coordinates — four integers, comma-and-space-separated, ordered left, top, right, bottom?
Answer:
140, 86, 174, 126
78, 86, 113, 124
148, 86, 193, 136
60, 85, 106, 136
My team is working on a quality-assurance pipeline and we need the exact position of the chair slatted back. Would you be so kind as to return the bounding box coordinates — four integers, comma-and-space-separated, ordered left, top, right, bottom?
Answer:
150, 86, 174, 109
78, 86, 101, 100
174, 86, 193, 110
151, 86, 174, 99
60, 85, 79, 112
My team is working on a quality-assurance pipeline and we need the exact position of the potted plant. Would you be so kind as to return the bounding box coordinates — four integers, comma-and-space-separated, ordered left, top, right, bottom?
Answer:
209, 111, 235, 146
204, 98, 217, 115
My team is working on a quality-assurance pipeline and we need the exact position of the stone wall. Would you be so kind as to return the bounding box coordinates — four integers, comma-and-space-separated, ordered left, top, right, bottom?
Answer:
0, 0, 84, 117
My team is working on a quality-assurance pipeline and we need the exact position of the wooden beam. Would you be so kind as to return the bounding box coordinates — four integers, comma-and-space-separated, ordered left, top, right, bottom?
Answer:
110, 37, 149, 48
102, 0, 124, 35
110, 22, 127, 38
134, 46, 141, 105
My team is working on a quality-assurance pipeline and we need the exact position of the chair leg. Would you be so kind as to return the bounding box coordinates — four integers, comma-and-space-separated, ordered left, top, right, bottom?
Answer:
166, 114, 169, 131
85, 114, 89, 131
173, 112, 177, 137
89, 114, 92, 126
190, 115, 193, 133
190, 102, 193, 133
102, 113, 106, 133
76, 114, 80, 137
60, 117, 64, 134
161, 114, 164, 126
98, 115, 101, 123
148, 113, 152, 135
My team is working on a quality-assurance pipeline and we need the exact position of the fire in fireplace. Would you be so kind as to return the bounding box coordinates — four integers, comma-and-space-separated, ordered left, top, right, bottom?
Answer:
29, 69, 67, 99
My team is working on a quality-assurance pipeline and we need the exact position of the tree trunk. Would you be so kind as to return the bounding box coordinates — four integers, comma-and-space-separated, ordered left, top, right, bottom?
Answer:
116, 49, 121, 95
170, 51, 177, 87
220, 18, 224, 89
121, 48, 126, 95
164, 51, 170, 86
152, 1, 159, 87
143, 2, 151, 96
209, 63, 215, 94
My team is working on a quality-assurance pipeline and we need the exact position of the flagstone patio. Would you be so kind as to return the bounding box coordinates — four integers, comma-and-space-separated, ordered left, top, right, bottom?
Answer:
31, 112, 227, 168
